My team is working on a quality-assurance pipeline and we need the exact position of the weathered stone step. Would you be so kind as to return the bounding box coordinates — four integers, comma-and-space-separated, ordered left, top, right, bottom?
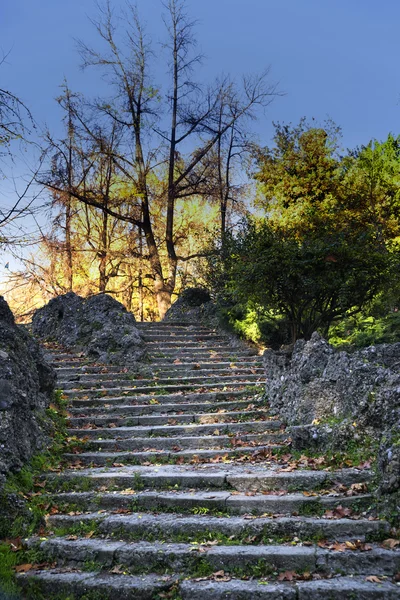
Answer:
55, 364, 137, 373
55, 362, 264, 380
136, 322, 214, 329
153, 359, 263, 368
67, 409, 273, 428
67, 419, 282, 438
150, 355, 262, 364
47, 510, 389, 543
180, 577, 400, 599
144, 336, 227, 344
46, 353, 90, 362
58, 367, 266, 384
64, 380, 263, 399
69, 389, 260, 407
152, 366, 265, 377
149, 347, 258, 356
51, 490, 373, 515
19, 571, 400, 600
67, 397, 262, 416
18, 571, 176, 600
62, 443, 286, 466
32, 538, 400, 576
71, 432, 288, 452
135, 319, 211, 331
147, 343, 237, 352
48, 465, 373, 493
61, 373, 264, 391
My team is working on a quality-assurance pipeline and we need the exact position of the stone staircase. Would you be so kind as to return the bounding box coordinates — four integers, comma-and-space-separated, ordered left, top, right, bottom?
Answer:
18, 322, 400, 598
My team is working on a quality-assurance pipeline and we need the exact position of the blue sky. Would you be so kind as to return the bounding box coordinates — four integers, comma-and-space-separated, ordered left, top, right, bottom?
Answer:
1, 0, 400, 277
2, 0, 400, 151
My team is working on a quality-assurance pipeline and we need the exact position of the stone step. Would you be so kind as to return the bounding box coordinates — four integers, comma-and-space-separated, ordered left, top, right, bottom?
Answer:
67, 409, 274, 428
55, 365, 137, 376
51, 490, 374, 515
143, 335, 227, 343
47, 510, 389, 543
152, 365, 265, 376
19, 571, 400, 600
179, 577, 400, 599
60, 373, 264, 391
18, 571, 176, 600
69, 389, 261, 407
62, 443, 287, 466
149, 355, 262, 364
33, 538, 400, 577
67, 398, 264, 416
63, 380, 263, 399
146, 341, 235, 349
135, 322, 214, 329
48, 465, 373, 493
148, 348, 258, 356
54, 361, 264, 379
57, 367, 266, 384
67, 419, 283, 438
70, 432, 288, 451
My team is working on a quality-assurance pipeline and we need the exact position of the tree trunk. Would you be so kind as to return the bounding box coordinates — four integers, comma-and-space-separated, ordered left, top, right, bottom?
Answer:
65, 196, 73, 292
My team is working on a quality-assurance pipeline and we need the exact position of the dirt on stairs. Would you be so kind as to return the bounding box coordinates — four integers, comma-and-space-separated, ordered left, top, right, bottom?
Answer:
17, 322, 400, 599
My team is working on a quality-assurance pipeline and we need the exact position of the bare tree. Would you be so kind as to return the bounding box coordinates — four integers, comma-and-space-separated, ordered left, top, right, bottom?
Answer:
41, 0, 278, 317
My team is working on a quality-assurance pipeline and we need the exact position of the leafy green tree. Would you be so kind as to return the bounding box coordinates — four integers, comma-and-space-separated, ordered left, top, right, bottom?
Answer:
342, 134, 400, 243
254, 118, 342, 237
218, 219, 393, 343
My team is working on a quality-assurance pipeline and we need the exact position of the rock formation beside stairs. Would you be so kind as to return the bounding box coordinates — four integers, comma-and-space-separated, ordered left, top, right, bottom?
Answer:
32, 292, 146, 365
0, 297, 55, 491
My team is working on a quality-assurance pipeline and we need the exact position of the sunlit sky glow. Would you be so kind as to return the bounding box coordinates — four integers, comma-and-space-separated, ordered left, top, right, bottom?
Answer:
1, 0, 400, 276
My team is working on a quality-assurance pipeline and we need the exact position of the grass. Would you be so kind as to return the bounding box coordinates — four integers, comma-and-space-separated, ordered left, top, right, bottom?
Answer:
0, 388, 71, 594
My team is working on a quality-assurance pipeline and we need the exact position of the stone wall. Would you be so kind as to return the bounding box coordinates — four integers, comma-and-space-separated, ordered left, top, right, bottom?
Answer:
263, 332, 400, 507
0, 298, 55, 490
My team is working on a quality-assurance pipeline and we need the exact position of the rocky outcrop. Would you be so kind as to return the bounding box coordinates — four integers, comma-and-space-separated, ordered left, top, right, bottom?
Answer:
164, 288, 218, 326
32, 293, 146, 365
263, 333, 400, 510
0, 297, 55, 490
264, 332, 400, 428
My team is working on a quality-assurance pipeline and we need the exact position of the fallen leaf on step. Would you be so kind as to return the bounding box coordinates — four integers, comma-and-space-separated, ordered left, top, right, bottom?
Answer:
110, 565, 126, 574
366, 575, 384, 583
5, 537, 23, 552
14, 563, 33, 573
345, 541, 358, 550
382, 538, 400, 549
278, 571, 296, 581
213, 570, 231, 581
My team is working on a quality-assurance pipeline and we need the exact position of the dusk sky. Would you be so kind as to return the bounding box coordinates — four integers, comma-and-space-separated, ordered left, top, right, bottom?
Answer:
2, 0, 400, 152
1, 0, 400, 275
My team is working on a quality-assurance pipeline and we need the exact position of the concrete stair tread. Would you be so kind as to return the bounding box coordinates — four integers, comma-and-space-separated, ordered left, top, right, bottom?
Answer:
30, 537, 400, 577
17, 570, 176, 599
66, 399, 266, 416
180, 577, 400, 599
48, 464, 374, 492
63, 381, 264, 397
61, 374, 264, 390
66, 419, 283, 437
18, 571, 400, 600
62, 444, 287, 464
47, 511, 389, 542
49, 490, 374, 517
66, 413, 276, 428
